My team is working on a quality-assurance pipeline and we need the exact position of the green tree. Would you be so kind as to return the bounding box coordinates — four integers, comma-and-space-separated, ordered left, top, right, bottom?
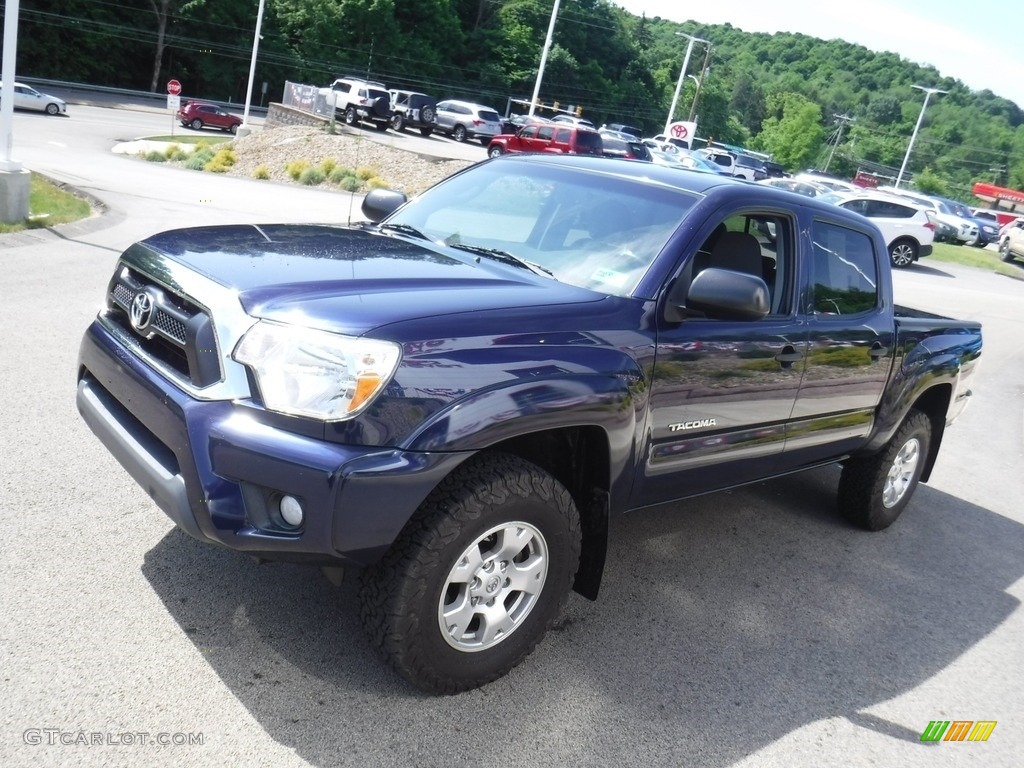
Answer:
755, 91, 825, 170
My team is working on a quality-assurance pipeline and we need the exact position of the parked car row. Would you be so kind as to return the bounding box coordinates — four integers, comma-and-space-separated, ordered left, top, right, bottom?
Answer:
317, 76, 505, 145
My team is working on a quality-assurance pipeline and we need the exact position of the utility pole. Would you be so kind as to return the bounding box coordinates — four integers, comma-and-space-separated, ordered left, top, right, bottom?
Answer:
687, 44, 713, 123
664, 32, 709, 135
822, 113, 854, 172
528, 0, 562, 117
895, 85, 946, 188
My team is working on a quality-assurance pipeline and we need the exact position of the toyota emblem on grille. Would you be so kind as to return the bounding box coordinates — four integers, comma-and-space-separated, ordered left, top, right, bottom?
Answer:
130, 290, 155, 333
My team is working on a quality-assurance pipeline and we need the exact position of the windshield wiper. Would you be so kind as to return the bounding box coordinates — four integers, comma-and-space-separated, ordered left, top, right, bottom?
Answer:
447, 243, 554, 278
379, 222, 432, 241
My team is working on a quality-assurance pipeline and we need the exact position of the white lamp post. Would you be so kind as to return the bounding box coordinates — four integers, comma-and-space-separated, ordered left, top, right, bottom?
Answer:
664, 32, 708, 135
894, 85, 946, 188
238, 0, 266, 137
528, 0, 562, 117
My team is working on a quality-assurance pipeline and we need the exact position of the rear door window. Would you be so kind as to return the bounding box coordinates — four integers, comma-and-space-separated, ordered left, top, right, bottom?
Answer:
810, 221, 879, 315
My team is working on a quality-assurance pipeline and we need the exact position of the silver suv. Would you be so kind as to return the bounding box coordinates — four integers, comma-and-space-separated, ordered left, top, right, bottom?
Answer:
433, 100, 503, 144
321, 77, 391, 131
999, 218, 1024, 264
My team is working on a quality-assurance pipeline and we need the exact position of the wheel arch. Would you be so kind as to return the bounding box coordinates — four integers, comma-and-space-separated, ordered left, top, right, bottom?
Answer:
480, 426, 612, 600
907, 384, 951, 483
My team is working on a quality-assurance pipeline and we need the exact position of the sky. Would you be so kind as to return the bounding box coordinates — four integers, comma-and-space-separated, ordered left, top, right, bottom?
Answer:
614, 0, 1024, 110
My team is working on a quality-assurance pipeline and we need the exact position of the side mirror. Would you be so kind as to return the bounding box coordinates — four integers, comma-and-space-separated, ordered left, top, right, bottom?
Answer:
673, 267, 770, 321
361, 188, 407, 222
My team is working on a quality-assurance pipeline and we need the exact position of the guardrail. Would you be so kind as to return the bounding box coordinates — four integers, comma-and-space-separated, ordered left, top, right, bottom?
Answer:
18, 77, 268, 116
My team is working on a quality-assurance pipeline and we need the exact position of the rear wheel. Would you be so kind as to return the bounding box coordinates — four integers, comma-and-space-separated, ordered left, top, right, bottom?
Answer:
889, 238, 917, 268
452, 124, 467, 142
419, 127, 434, 137
344, 107, 358, 126
374, 120, 389, 132
389, 113, 405, 132
838, 410, 931, 531
360, 453, 581, 694
190, 118, 203, 130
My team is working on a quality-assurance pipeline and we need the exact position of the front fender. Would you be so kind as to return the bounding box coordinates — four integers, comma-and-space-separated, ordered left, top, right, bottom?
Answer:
401, 373, 642, 454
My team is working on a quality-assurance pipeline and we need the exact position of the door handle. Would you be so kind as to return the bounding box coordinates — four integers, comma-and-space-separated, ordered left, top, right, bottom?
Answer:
774, 346, 803, 368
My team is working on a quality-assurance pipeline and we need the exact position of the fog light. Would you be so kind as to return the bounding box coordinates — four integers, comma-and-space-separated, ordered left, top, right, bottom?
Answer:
279, 495, 304, 527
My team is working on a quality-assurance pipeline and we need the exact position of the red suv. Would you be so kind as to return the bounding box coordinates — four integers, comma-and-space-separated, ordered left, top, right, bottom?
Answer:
487, 124, 602, 158
177, 101, 243, 134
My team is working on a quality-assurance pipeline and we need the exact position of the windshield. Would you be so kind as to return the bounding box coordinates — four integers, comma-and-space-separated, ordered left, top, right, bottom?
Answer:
384, 161, 697, 297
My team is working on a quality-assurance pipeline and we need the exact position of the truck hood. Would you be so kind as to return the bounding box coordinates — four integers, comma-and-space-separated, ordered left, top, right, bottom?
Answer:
138, 224, 604, 335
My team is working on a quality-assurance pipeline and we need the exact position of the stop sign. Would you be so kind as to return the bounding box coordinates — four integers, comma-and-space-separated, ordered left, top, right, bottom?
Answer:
167, 79, 182, 96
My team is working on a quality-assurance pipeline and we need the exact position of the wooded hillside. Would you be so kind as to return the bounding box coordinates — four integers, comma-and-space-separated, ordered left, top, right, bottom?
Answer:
10, 0, 1024, 198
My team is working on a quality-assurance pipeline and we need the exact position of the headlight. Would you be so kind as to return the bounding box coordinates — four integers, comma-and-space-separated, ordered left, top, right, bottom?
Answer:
233, 321, 401, 421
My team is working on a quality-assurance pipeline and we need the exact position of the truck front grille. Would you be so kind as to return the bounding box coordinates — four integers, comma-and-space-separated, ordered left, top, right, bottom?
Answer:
106, 267, 222, 388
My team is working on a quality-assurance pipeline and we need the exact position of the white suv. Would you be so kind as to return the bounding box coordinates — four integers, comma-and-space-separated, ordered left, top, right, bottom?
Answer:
320, 77, 391, 131
878, 187, 978, 245
433, 100, 503, 144
821, 191, 935, 268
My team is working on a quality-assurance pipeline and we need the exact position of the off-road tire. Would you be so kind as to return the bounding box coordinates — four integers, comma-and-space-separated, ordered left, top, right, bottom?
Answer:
389, 113, 405, 132
344, 106, 358, 126
360, 452, 581, 694
838, 410, 931, 531
371, 97, 390, 119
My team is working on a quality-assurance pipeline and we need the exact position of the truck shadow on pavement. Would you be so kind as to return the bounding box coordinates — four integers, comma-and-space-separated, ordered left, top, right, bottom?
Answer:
141, 467, 1023, 767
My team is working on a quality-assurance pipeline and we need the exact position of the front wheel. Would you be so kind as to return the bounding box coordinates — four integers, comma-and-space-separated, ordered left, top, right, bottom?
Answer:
889, 238, 917, 268
360, 453, 581, 694
488, 145, 504, 158
419, 127, 433, 137
838, 410, 931, 530
46, 103, 60, 116
452, 124, 467, 142
999, 239, 1016, 263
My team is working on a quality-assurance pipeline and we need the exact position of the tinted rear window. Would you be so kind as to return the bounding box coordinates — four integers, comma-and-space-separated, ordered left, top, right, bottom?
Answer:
576, 131, 603, 153
479, 110, 501, 122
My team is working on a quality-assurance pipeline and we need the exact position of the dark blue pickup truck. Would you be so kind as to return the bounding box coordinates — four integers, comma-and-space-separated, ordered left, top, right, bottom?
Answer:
77, 155, 982, 693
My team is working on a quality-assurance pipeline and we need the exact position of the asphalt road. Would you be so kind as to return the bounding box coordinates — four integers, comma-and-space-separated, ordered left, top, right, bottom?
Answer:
1, 103, 1022, 768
